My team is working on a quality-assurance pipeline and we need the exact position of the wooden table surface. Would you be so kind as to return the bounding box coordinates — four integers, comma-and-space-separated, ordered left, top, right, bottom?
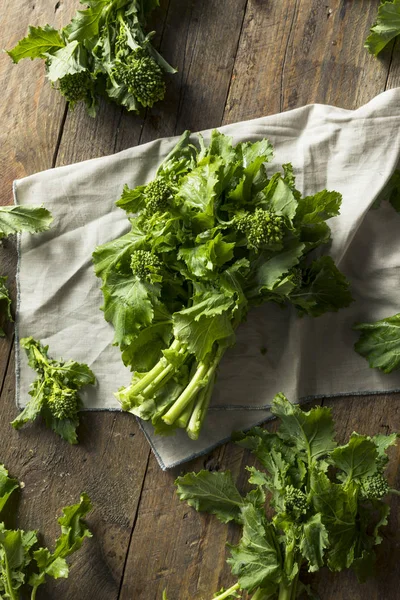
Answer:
1, 1, 400, 599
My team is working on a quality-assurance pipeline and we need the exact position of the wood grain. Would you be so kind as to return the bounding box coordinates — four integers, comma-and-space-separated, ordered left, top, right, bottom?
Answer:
1, 1, 400, 599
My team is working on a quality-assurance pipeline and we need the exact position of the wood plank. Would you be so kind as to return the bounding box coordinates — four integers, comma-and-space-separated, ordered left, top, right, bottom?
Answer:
224, 0, 388, 125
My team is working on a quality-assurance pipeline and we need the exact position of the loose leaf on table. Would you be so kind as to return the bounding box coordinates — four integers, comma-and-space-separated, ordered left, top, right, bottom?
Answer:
0, 277, 12, 337
354, 313, 400, 373
7, 25, 65, 62
174, 394, 399, 599
0, 205, 53, 239
29, 493, 92, 594
175, 471, 244, 524
0, 465, 18, 516
12, 337, 96, 444
365, 0, 400, 56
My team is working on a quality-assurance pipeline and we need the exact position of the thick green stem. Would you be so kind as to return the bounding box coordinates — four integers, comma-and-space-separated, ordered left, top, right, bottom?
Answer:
162, 362, 209, 425
2, 553, 18, 600
31, 586, 39, 600
211, 583, 240, 600
176, 397, 196, 428
278, 550, 297, 600
390, 488, 400, 496
126, 340, 182, 397
141, 362, 175, 398
187, 371, 216, 440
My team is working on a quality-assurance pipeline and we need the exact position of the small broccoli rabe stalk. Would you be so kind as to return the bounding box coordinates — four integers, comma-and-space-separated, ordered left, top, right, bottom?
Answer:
12, 337, 95, 444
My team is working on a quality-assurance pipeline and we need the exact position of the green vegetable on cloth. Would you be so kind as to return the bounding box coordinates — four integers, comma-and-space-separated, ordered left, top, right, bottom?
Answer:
0, 464, 91, 600
172, 394, 400, 600
93, 129, 352, 440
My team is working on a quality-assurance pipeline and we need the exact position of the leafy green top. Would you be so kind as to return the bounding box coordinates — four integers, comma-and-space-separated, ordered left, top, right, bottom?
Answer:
12, 337, 96, 444
7, 0, 176, 116
0, 463, 91, 600
175, 394, 399, 599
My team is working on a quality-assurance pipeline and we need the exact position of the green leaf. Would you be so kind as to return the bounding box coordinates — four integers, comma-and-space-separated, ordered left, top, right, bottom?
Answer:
264, 175, 298, 221
252, 242, 305, 293
93, 226, 146, 281
179, 234, 235, 278
371, 432, 398, 469
30, 493, 92, 592
300, 513, 329, 572
115, 184, 147, 214
295, 190, 342, 225
173, 307, 235, 361
177, 159, 222, 216
354, 312, 400, 373
175, 470, 244, 524
272, 393, 336, 462
46, 41, 86, 82
121, 320, 172, 371
330, 434, 378, 483
365, 0, 400, 56
7, 25, 64, 63
64, 0, 109, 41
228, 504, 282, 592
291, 256, 353, 317
0, 206, 53, 239
0, 465, 19, 516
310, 471, 357, 571
102, 272, 156, 347
0, 277, 12, 336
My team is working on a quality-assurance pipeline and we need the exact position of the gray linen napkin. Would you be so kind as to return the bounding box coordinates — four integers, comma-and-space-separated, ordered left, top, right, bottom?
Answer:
14, 88, 400, 469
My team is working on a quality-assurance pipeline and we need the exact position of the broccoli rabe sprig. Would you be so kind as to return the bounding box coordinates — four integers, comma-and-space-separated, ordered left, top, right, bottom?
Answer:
172, 394, 399, 600
0, 464, 91, 600
12, 337, 96, 444
7, 1, 176, 116
93, 130, 353, 441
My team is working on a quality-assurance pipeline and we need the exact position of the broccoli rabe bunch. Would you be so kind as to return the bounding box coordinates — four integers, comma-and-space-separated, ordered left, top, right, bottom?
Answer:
12, 337, 95, 444
7, 0, 176, 116
174, 394, 400, 600
93, 130, 353, 440
0, 464, 91, 600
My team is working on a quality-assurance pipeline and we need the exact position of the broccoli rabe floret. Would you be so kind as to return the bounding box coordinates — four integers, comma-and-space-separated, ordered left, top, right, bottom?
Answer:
144, 179, 171, 214
235, 208, 284, 251
361, 473, 390, 500
114, 53, 165, 108
284, 484, 308, 516
130, 250, 162, 282
58, 72, 92, 106
48, 387, 79, 420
